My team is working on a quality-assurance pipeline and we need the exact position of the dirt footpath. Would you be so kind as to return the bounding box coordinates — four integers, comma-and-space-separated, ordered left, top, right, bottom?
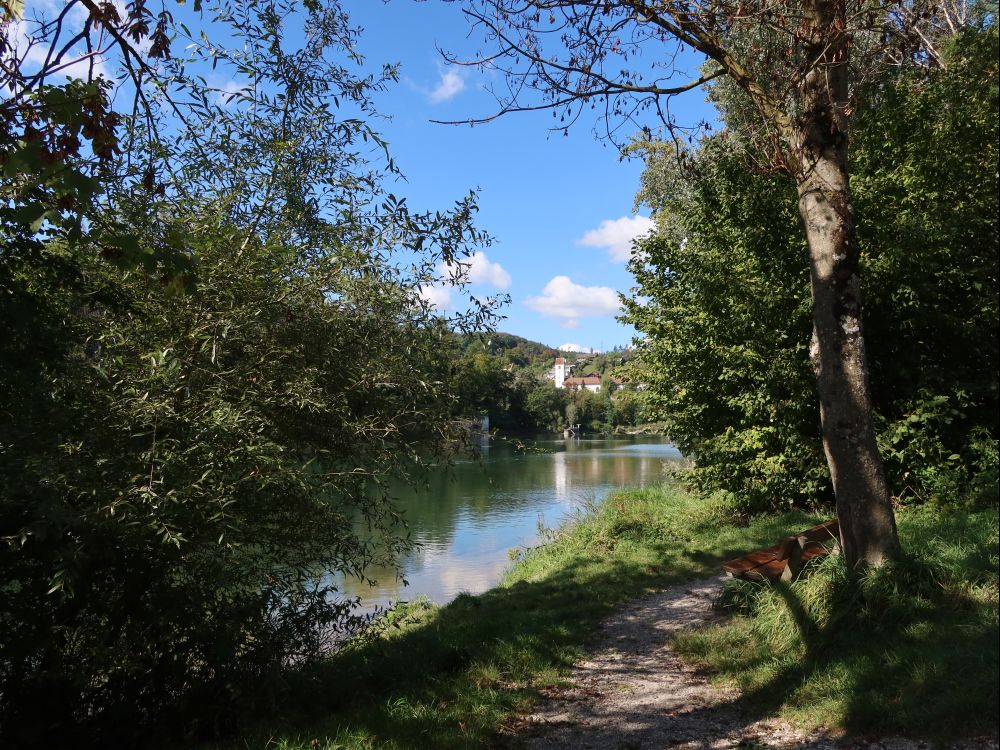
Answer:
518, 576, 997, 750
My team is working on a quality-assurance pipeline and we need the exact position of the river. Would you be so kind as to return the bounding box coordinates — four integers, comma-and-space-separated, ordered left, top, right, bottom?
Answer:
338, 435, 682, 611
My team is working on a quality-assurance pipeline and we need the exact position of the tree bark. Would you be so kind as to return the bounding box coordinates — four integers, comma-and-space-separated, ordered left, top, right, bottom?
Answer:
793, 0, 901, 568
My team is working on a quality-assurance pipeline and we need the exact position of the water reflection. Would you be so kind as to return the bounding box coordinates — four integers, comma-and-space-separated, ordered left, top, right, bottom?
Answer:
338, 436, 682, 611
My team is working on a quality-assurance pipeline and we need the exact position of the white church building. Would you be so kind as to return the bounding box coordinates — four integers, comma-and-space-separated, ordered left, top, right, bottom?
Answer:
549, 357, 609, 393
551, 357, 570, 389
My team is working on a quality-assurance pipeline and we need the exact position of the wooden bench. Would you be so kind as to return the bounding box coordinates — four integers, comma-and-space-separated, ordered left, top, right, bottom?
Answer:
721, 519, 839, 582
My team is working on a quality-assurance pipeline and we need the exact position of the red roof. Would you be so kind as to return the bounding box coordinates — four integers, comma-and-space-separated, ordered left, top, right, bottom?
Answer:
564, 376, 602, 386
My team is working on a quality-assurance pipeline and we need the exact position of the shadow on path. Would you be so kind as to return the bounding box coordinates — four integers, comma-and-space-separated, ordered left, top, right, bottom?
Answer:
519, 576, 998, 750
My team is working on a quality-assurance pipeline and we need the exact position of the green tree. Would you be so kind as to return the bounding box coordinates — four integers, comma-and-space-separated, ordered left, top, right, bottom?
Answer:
454, 350, 507, 417
526, 385, 570, 433
624, 28, 998, 512
1, 1, 494, 743
609, 387, 642, 429
450, 0, 986, 566
572, 388, 605, 431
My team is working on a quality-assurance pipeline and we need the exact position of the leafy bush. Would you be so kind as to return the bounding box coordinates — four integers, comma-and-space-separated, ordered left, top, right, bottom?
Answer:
0, 2, 493, 744
0, 207, 481, 745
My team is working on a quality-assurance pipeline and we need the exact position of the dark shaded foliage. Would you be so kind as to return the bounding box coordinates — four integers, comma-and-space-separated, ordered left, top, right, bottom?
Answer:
624, 29, 998, 511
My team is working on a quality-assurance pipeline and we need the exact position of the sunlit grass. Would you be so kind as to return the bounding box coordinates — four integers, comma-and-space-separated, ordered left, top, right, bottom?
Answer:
209, 484, 818, 749
208, 492, 998, 748
673, 504, 999, 739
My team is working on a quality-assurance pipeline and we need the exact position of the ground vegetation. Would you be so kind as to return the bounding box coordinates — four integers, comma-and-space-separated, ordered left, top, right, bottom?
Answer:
206, 484, 997, 749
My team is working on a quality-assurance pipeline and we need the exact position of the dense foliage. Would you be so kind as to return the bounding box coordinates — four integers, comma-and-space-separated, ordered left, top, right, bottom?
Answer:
624, 28, 999, 512
1, 223, 466, 745
449, 339, 647, 434
1, 2, 492, 744
459, 332, 559, 371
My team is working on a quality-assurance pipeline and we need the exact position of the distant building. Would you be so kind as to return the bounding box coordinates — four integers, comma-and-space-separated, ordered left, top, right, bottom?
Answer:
563, 375, 604, 393
550, 357, 622, 393
550, 357, 570, 389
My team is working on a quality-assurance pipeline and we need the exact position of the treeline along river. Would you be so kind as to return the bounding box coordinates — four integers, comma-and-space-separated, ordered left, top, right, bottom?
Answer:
338, 436, 682, 611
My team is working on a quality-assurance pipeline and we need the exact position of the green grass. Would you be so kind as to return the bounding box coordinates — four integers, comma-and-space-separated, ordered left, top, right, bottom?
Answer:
215, 485, 821, 749
209, 491, 999, 749
672, 504, 1000, 740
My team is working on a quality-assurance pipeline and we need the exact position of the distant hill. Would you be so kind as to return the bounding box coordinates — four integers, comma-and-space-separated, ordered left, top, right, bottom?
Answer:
567, 348, 634, 380
459, 332, 560, 375
458, 333, 635, 380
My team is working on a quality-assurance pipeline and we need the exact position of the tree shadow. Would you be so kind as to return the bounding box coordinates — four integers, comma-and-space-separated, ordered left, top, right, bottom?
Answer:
222, 513, 997, 749
696, 572, 999, 744
230, 518, 823, 748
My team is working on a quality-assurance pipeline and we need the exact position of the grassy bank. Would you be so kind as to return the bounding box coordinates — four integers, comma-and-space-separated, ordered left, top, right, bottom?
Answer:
217, 488, 998, 749
673, 504, 999, 740
220, 485, 820, 749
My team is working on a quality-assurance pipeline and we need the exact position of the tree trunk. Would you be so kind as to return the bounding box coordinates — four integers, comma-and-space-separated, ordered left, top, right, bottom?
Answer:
793, 0, 901, 568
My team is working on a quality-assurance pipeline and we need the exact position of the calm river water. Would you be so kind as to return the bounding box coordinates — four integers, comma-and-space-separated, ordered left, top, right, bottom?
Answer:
339, 436, 682, 611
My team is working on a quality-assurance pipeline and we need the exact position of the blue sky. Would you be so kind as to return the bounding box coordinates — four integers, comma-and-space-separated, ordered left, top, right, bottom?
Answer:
10, 0, 717, 352
344, 1, 717, 352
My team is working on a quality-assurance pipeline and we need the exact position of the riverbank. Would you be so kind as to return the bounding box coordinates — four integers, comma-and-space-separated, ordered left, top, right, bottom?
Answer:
218, 486, 998, 749
335, 436, 679, 611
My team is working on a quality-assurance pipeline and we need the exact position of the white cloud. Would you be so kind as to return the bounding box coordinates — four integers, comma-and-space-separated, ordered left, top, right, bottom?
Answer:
525, 275, 621, 329
441, 251, 511, 289
465, 251, 511, 288
420, 251, 509, 313
578, 215, 655, 262
429, 68, 465, 103
418, 284, 453, 311
559, 343, 589, 353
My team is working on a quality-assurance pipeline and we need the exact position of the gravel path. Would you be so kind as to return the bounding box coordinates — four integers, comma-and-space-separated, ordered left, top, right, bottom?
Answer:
517, 575, 997, 750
